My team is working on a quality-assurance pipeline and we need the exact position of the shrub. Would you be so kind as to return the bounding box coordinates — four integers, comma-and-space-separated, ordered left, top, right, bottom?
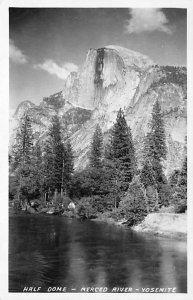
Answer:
76, 197, 98, 219
171, 185, 187, 213
120, 176, 147, 213
113, 176, 148, 225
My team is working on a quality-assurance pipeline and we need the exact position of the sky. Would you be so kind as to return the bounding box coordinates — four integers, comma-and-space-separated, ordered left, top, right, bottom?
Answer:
9, 8, 187, 112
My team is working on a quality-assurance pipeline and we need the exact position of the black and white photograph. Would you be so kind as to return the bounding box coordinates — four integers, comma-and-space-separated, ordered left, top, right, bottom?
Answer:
0, 0, 192, 297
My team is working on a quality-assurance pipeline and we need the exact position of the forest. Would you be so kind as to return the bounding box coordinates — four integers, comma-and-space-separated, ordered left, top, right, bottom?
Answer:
9, 100, 187, 226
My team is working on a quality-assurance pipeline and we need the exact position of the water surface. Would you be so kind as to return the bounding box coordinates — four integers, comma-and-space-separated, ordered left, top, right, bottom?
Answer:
9, 213, 187, 293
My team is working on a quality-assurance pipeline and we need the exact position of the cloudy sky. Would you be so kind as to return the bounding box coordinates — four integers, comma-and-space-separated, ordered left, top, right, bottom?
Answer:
9, 8, 187, 112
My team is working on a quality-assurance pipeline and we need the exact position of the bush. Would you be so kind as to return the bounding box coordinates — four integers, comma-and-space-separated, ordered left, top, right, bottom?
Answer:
120, 176, 147, 213
125, 211, 147, 226
112, 176, 148, 225
171, 185, 187, 213
76, 197, 98, 219
76, 194, 113, 219
158, 205, 175, 213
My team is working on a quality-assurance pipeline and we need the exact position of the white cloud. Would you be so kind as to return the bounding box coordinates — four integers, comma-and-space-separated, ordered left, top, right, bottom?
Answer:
125, 8, 172, 34
35, 60, 78, 80
9, 39, 28, 64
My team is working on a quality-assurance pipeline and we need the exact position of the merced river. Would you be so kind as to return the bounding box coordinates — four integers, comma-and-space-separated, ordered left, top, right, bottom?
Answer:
9, 213, 187, 293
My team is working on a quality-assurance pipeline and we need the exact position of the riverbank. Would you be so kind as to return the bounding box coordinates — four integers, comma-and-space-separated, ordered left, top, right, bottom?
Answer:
10, 205, 187, 239
133, 212, 187, 239
92, 212, 187, 239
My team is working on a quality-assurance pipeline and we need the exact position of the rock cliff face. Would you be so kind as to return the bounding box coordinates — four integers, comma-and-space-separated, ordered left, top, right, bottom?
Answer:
9, 45, 187, 176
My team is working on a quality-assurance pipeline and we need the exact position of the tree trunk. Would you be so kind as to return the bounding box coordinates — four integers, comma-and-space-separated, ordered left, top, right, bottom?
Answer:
18, 175, 21, 206
54, 189, 58, 204
61, 187, 63, 198
143, 188, 149, 213
154, 188, 159, 210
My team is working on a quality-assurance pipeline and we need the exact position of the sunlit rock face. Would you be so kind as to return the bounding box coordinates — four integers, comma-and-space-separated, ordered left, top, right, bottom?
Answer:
9, 46, 187, 176
63, 45, 153, 119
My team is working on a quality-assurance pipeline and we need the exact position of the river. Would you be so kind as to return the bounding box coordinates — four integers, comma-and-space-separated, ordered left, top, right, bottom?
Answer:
9, 213, 187, 293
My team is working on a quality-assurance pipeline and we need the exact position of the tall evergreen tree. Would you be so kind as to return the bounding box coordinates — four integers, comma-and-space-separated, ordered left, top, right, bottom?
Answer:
140, 159, 158, 211
106, 108, 136, 191
62, 137, 74, 194
45, 115, 64, 194
11, 112, 34, 204
140, 159, 156, 189
145, 99, 167, 161
89, 124, 103, 169
42, 116, 74, 199
141, 100, 167, 207
42, 138, 54, 198
29, 143, 44, 200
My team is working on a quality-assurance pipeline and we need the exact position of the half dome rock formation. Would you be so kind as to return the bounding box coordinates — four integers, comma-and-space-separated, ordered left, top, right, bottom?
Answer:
9, 45, 187, 176
62, 45, 153, 116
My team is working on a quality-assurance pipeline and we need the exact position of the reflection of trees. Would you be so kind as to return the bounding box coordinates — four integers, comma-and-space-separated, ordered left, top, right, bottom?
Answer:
78, 222, 185, 291
78, 222, 133, 287
9, 215, 187, 293
9, 250, 51, 291
9, 215, 70, 291
159, 240, 187, 293
172, 254, 187, 293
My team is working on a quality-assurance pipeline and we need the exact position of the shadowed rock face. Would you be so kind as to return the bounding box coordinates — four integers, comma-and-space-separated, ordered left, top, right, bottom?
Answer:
9, 46, 187, 175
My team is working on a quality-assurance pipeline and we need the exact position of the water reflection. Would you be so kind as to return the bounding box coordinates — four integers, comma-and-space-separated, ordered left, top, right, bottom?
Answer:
9, 214, 187, 292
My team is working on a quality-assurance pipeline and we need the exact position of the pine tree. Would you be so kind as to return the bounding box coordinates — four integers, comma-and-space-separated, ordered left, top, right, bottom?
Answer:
30, 143, 44, 200
45, 115, 64, 194
141, 100, 167, 207
120, 176, 147, 213
84, 124, 104, 197
140, 159, 156, 189
11, 112, 34, 204
140, 159, 160, 211
118, 176, 148, 225
89, 124, 103, 169
42, 116, 74, 200
106, 108, 136, 191
146, 99, 167, 161
62, 137, 74, 194
42, 139, 54, 200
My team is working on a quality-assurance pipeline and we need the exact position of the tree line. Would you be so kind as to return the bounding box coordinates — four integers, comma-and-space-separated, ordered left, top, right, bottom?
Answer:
9, 100, 187, 221
10, 114, 73, 205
